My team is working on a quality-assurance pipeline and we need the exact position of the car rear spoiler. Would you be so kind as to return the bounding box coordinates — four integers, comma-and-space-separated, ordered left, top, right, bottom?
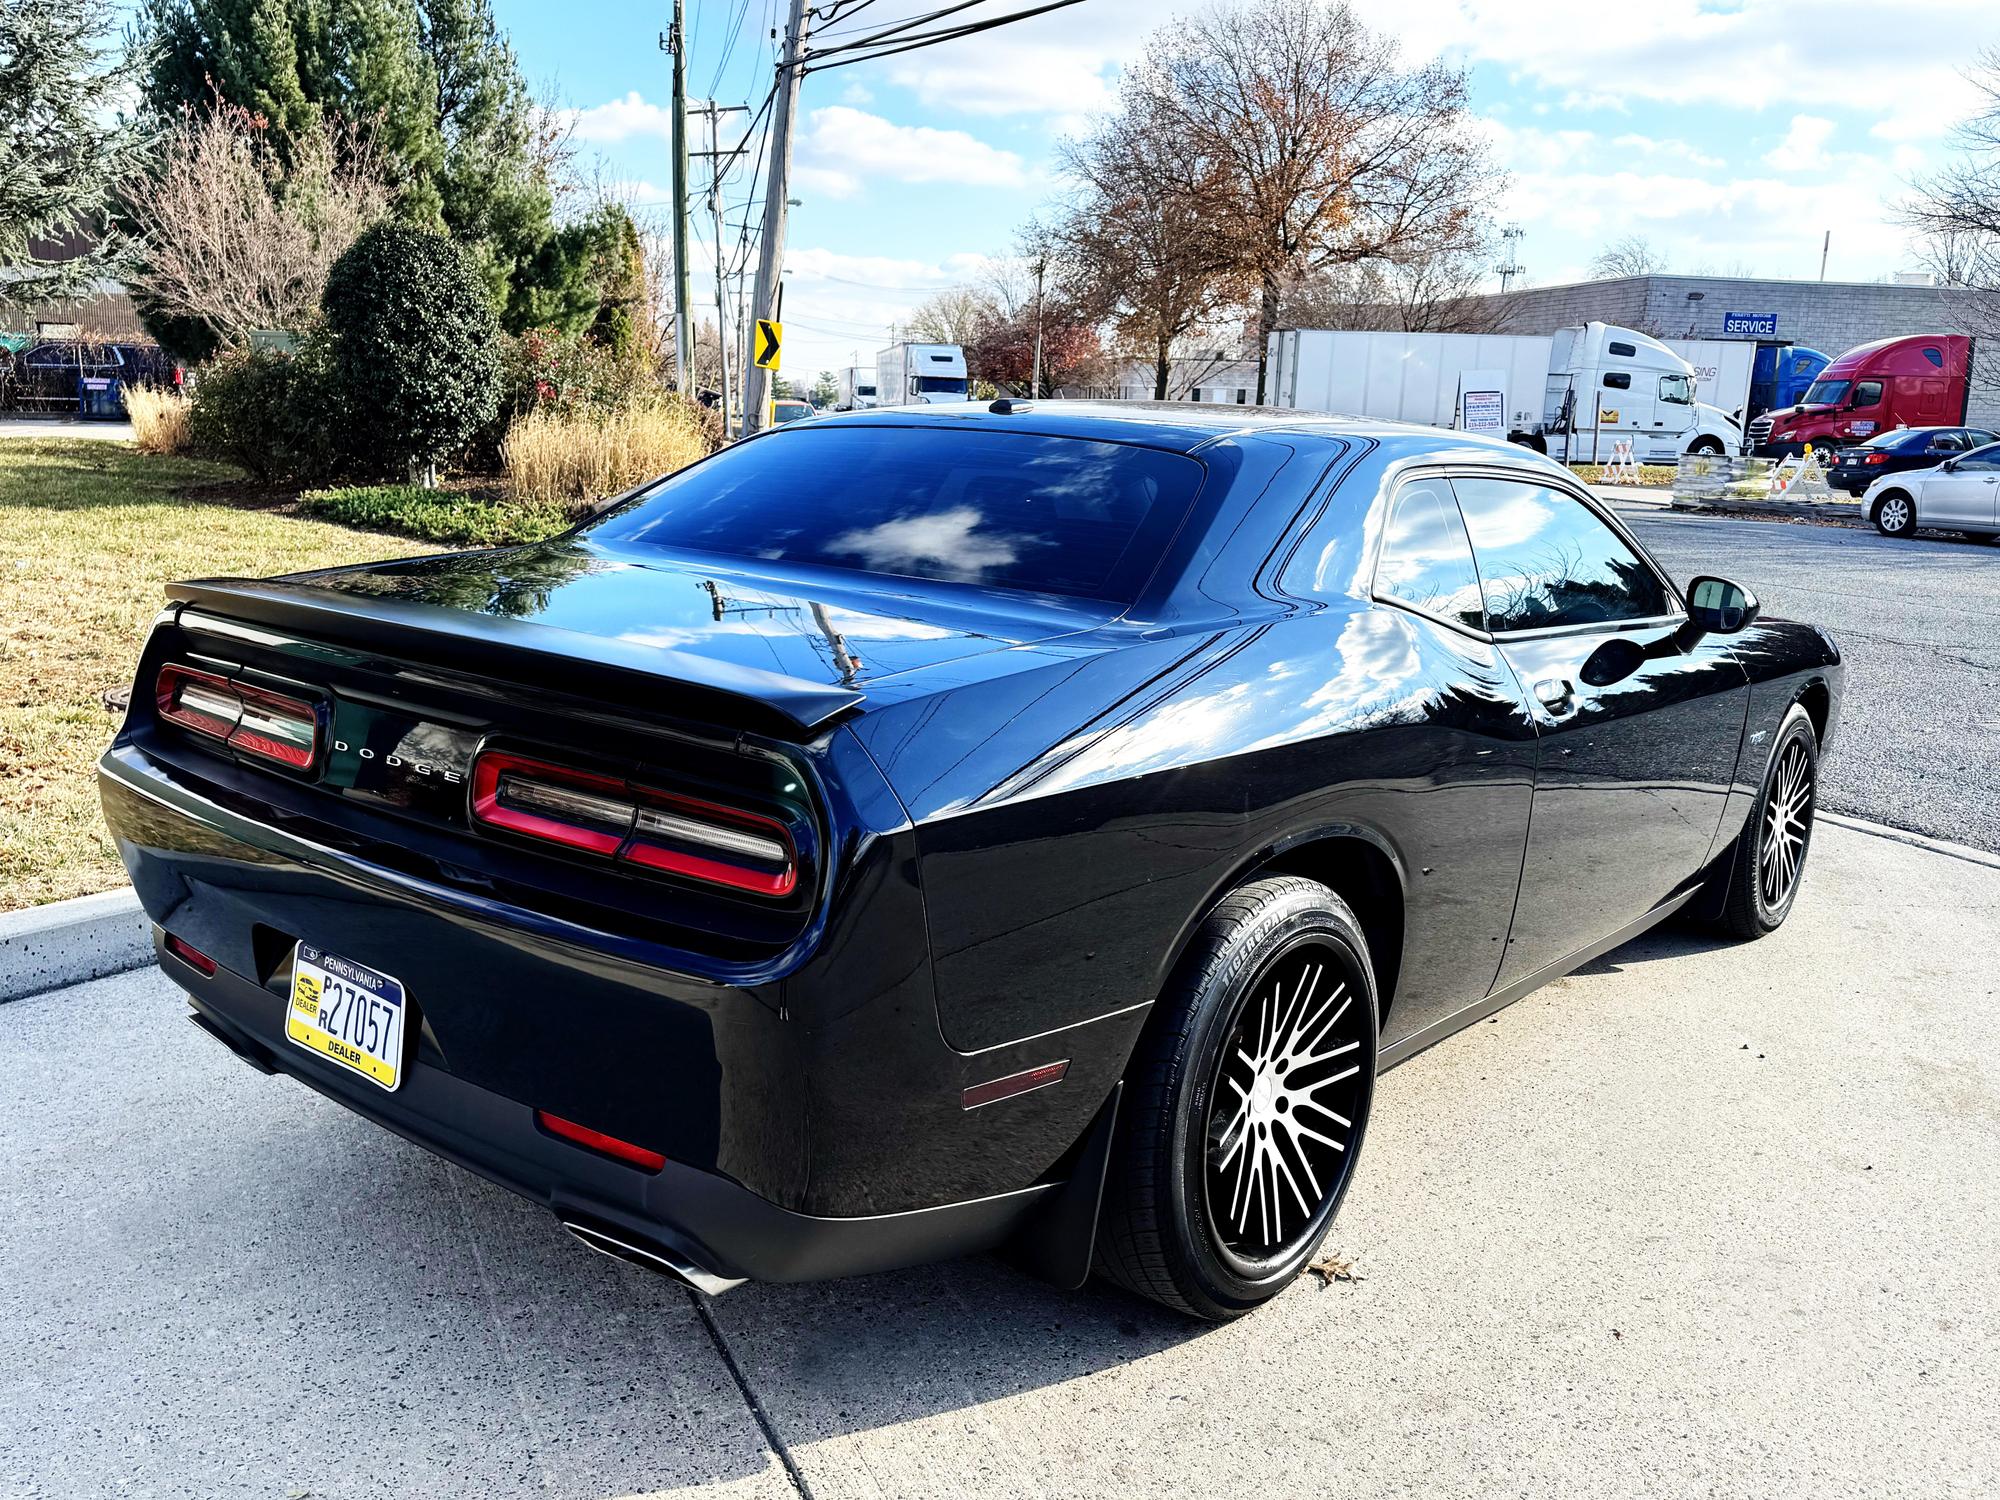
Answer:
166, 578, 866, 737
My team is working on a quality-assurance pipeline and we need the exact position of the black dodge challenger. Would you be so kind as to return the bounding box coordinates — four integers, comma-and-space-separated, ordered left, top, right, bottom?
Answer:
101, 403, 1841, 1320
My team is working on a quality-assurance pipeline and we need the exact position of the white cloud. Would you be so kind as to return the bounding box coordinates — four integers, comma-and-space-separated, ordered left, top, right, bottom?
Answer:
792, 106, 1028, 200
1765, 115, 1836, 172
885, 40, 1118, 117
567, 91, 673, 144
840, 82, 875, 106
1613, 133, 1725, 169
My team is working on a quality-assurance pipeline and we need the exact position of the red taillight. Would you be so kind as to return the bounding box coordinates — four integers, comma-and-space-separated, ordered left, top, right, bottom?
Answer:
156, 663, 318, 770
164, 933, 217, 976
1864, 453, 1888, 465
470, 749, 797, 897
536, 1110, 667, 1171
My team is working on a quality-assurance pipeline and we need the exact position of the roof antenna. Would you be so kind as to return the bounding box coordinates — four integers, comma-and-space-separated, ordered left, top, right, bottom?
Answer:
989, 397, 1032, 415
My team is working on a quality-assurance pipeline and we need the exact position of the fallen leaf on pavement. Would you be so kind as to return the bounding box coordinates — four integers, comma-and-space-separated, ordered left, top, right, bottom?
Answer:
1305, 1255, 1364, 1286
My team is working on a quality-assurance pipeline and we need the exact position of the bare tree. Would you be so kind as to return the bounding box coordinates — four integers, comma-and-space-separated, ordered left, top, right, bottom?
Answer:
1282, 237, 1506, 334
1054, 69, 1248, 399
1132, 0, 1501, 401
124, 103, 391, 348
1589, 234, 1665, 280
899, 285, 997, 346
1904, 51, 2000, 327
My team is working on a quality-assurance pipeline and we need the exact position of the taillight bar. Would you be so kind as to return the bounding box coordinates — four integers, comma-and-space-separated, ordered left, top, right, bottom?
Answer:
470, 749, 798, 897
156, 663, 318, 770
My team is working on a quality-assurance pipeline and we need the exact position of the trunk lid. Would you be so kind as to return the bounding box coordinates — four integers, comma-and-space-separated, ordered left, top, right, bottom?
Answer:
196, 538, 1104, 731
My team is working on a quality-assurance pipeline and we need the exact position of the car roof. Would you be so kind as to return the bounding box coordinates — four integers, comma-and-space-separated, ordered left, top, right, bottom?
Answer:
802, 398, 1537, 459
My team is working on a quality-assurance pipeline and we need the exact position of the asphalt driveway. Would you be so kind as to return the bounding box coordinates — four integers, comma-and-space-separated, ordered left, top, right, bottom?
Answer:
4, 819, 1996, 1499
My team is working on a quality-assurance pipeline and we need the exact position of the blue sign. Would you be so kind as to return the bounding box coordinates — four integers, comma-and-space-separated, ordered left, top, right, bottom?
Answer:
1723, 310, 1779, 338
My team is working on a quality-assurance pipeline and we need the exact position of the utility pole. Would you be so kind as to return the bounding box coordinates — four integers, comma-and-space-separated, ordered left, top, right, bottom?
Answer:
742, 0, 811, 433
1029, 253, 1046, 398
692, 100, 748, 434
662, 4, 693, 392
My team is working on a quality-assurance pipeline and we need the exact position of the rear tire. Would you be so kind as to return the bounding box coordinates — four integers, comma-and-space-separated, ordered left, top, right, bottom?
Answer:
1095, 877, 1378, 1321
1689, 437, 1725, 456
1716, 705, 1819, 939
1873, 491, 1915, 537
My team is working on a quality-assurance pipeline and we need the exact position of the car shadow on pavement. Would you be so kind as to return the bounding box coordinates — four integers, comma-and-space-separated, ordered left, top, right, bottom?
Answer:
1569, 920, 1738, 977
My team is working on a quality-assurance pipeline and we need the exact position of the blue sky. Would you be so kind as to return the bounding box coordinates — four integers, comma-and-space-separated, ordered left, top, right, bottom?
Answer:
496, 0, 1999, 379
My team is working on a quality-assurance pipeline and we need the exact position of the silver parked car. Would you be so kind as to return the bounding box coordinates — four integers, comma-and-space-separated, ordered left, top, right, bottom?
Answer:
1863, 441, 2000, 539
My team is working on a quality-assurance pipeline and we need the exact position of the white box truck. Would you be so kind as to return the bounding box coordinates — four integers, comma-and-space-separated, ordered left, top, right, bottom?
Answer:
836, 364, 881, 410
876, 343, 971, 406
1266, 321, 1742, 462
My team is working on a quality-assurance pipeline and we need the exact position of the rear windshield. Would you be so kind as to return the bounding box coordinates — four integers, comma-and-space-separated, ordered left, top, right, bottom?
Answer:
584, 425, 1204, 602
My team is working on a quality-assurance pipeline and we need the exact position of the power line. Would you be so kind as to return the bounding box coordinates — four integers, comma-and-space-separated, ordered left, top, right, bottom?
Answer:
803, 0, 1087, 71
808, 0, 988, 53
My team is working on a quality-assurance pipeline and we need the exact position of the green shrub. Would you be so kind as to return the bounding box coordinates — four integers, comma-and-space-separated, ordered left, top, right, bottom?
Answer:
187, 346, 343, 483
322, 223, 501, 480
298, 484, 571, 546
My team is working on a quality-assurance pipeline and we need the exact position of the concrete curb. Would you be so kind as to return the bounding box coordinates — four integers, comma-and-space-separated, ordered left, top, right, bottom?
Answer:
1819, 812, 2000, 872
0, 888, 152, 1004
1668, 494, 1870, 527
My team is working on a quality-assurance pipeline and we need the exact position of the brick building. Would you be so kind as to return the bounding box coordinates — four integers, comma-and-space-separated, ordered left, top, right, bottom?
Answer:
1478, 273, 1991, 359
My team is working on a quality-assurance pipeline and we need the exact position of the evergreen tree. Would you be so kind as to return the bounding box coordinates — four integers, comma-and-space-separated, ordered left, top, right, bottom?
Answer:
322, 220, 499, 479
138, 0, 559, 326
0, 0, 147, 310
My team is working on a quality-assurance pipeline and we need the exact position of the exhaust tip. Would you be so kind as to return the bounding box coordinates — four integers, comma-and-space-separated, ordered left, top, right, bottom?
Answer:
559, 1218, 746, 1296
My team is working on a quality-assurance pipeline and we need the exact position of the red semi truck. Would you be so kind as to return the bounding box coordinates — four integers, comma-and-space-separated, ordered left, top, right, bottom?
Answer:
1748, 333, 1973, 457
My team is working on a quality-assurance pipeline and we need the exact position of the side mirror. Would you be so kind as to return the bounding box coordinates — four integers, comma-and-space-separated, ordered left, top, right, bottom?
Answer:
1942, 457, 1960, 472
1686, 576, 1759, 635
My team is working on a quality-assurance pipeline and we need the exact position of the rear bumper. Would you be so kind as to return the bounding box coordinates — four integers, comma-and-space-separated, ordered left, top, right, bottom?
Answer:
162, 927, 1055, 1286
99, 727, 1134, 1283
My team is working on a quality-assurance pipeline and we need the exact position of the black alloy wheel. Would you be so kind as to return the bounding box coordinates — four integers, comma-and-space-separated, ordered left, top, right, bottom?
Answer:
1096, 877, 1378, 1320
1718, 704, 1820, 938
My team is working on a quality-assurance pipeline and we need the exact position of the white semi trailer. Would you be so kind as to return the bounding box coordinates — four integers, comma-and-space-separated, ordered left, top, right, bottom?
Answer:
875, 343, 971, 407
836, 364, 881, 410
1266, 321, 1742, 462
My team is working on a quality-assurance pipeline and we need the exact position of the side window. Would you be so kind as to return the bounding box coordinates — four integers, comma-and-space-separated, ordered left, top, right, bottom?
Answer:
1452, 477, 1672, 632
1852, 379, 1884, 407
1373, 481, 1486, 631
1658, 373, 1692, 405
1923, 347, 1943, 368
1601, 371, 1631, 390
1608, 341, 1637, 358
1958, 444, 2000, 472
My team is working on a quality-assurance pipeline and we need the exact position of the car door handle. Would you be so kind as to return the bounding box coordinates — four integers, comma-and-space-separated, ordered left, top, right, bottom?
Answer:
1533, 677, 1576, 714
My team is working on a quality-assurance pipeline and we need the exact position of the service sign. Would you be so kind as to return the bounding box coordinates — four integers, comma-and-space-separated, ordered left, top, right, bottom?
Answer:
1723, 311, 1779, 338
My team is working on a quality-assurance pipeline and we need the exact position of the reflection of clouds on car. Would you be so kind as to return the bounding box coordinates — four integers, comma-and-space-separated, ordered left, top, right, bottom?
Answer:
825, 506, 1028, 580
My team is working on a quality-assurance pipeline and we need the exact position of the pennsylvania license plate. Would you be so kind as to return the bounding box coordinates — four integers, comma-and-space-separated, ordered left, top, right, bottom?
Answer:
285, 943, 408, 1092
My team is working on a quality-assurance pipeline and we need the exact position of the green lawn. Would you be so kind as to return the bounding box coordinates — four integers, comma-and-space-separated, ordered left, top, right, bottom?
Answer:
0, 439, 428, 911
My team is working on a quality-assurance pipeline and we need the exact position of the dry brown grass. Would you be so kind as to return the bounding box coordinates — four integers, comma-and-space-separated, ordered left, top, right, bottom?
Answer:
123, 384, 194, 455
503, 400, 711, 509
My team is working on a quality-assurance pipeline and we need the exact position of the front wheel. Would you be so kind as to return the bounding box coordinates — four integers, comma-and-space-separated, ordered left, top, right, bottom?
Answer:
1095, 877, 1378, 1321
1688, 437, 1725, 456
1716, 705, 1820, 938
1873, 492, 1915, 536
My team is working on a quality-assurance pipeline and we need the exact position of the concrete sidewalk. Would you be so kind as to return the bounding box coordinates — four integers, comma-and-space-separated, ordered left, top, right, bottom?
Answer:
3, 821, 1995, 1499
0, 417, 134, 441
